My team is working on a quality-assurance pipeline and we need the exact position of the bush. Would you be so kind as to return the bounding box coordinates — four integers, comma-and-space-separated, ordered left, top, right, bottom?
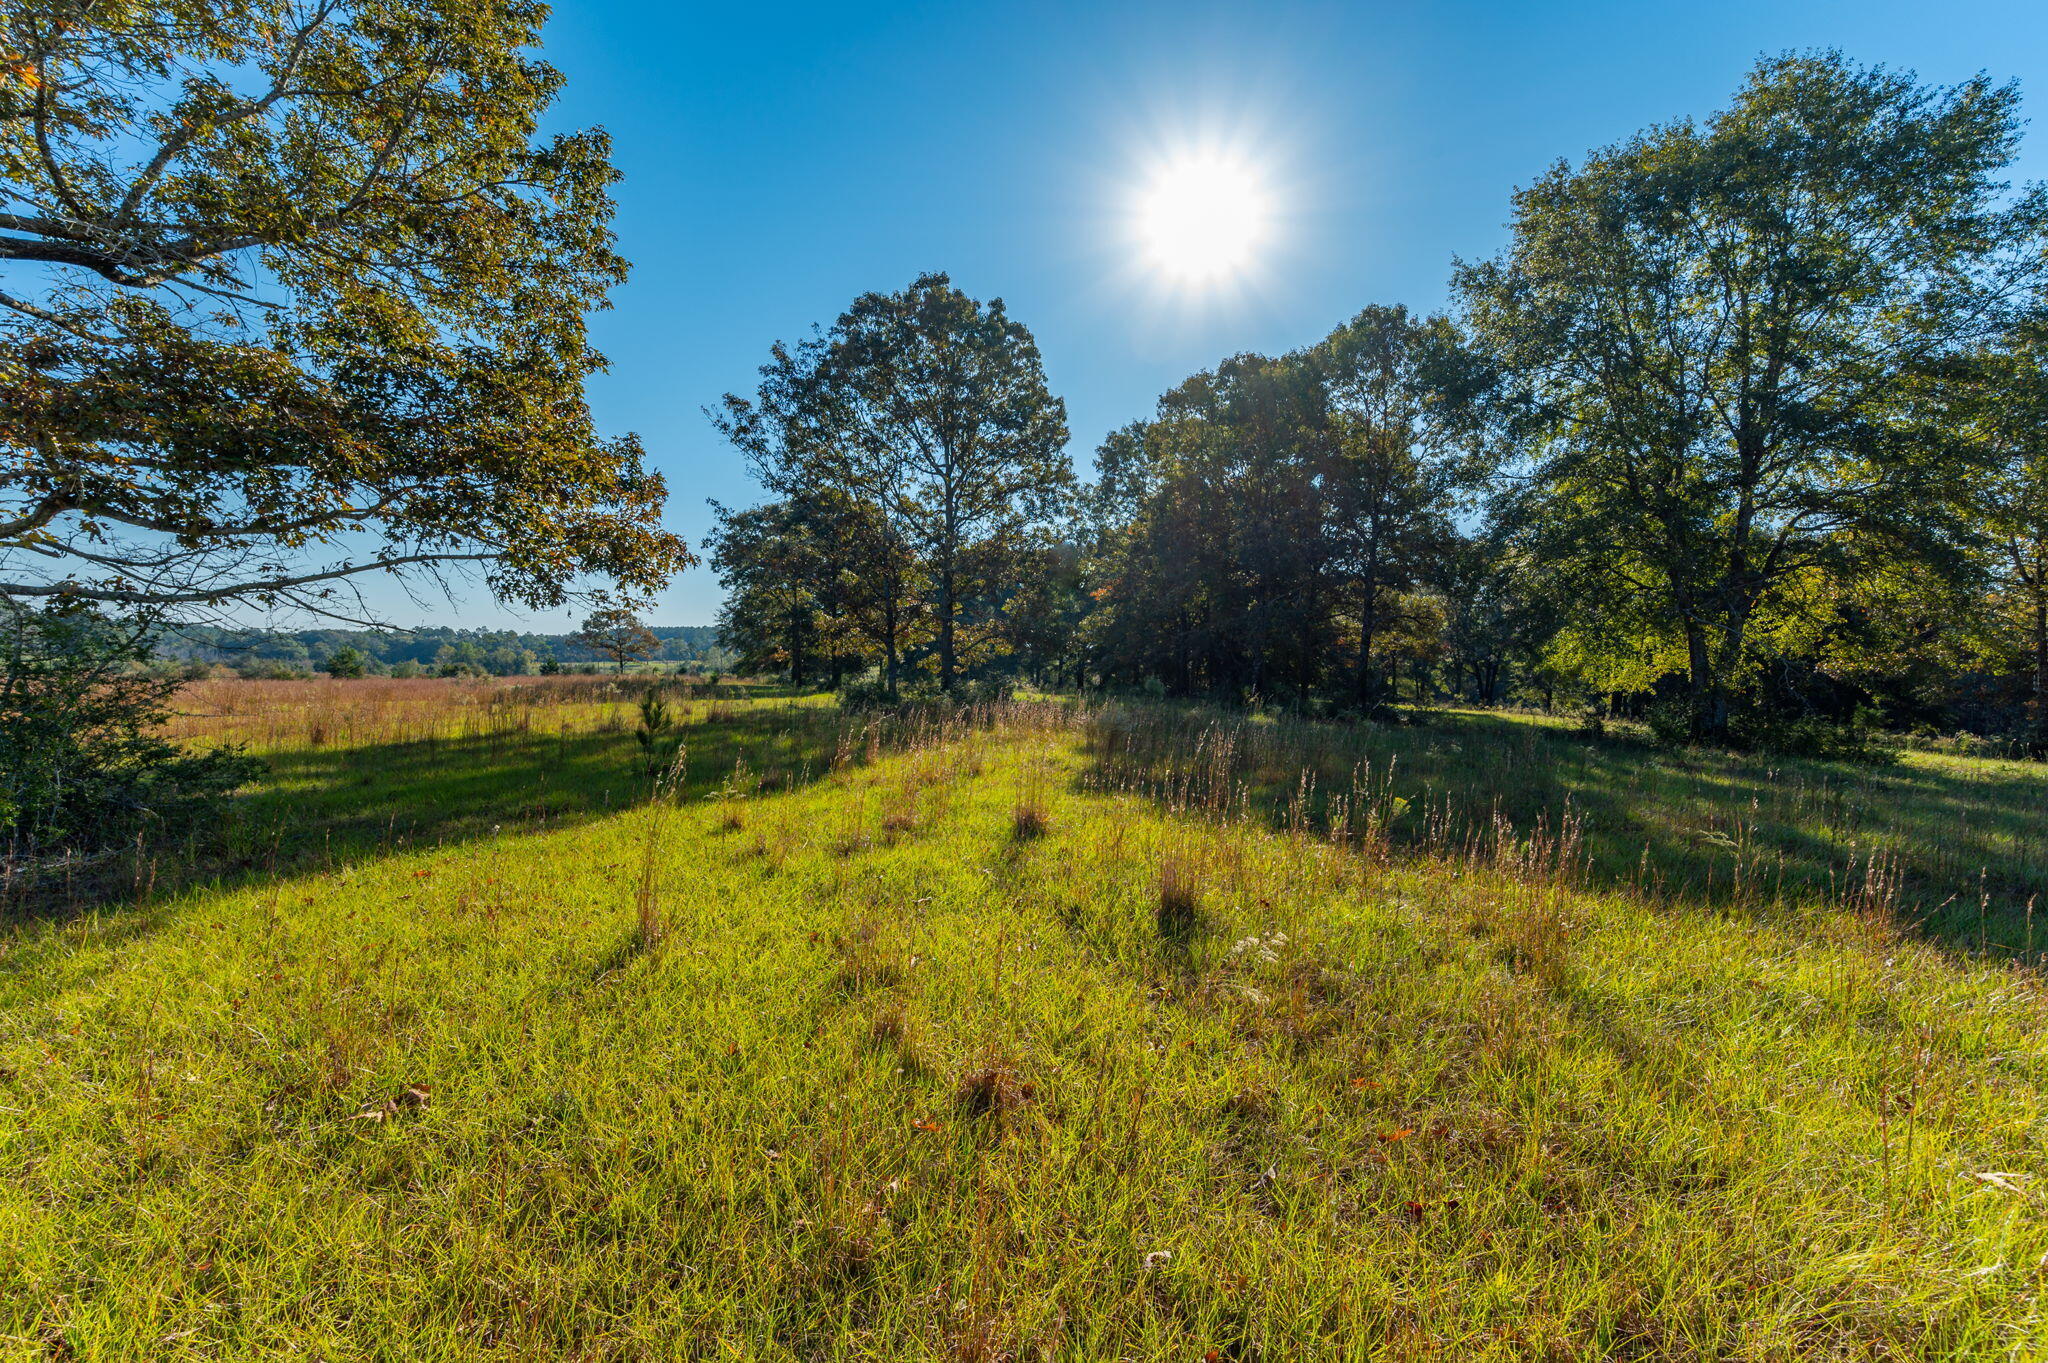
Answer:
953, 677, 1015, 707
1733, 707, 1896, 763
837, 673, 1015, 712
1, 605, 262, 869
1646, 695, 1896, 763
837, 675, 902, 712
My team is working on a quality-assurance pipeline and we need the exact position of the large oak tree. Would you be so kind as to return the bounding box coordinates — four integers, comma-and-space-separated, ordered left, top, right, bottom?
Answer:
1456, 53, 2046, 740
1, 0, 689, 622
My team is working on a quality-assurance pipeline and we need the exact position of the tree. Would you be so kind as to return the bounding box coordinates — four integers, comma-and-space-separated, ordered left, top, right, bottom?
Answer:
1455, 53, 2046, 742
1439, 527, 1562, 705
1966, 315, 2048, 752
574, 607, 656, 674
1, 1, 690, 623
707, 500, 820, 683
717, 273, 1071, 693
1079, 313, 1479, 704
2, 602, 258, 868
708, 491, 924, 693
324, 645, 367, 679
1317, 306, 1478, 708
1085, 353, 1342, 699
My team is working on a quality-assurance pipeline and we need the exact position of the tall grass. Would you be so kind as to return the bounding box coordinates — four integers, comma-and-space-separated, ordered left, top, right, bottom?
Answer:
3, 690, 2045, 1357
1083, 699, 2047, 956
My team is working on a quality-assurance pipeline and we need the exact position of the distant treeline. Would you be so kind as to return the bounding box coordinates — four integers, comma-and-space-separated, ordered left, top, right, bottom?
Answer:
152, 625, 731, 678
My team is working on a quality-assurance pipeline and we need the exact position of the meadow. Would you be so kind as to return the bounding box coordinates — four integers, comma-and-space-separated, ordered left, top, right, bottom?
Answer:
3, 679, 2047, 1360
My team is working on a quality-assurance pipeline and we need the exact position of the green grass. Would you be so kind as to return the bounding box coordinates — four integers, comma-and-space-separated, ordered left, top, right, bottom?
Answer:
3, 692, 2046, 1359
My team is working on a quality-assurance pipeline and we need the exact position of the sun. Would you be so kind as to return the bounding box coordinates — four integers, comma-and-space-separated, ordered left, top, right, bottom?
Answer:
1133, 149, 1276, 287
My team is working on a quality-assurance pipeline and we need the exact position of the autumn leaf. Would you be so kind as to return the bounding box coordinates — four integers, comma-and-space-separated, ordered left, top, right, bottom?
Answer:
1378, 1127, 1416, 1144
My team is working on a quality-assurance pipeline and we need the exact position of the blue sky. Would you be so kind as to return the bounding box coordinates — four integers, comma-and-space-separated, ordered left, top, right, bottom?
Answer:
433, 0, 2048, 629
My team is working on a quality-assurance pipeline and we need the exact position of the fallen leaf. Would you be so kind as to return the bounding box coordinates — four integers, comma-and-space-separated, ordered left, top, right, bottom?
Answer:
1378, 1128, 1416, 1144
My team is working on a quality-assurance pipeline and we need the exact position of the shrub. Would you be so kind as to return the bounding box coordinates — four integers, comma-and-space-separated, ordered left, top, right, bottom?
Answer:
1733, 707, 1896, 763
635, 685, 682, 777
1, 605, 261, 869
839, 673, 1015, 713
1646, 696, 1897, 763
954, 677, 1015, 707
837, 674, 904, 712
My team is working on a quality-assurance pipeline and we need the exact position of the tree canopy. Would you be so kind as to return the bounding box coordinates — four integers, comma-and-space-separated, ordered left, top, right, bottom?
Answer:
1, 0, 689, 622
573, 606, 656, 674
1454, 52, 2047, 739
716, 272, 1070, 694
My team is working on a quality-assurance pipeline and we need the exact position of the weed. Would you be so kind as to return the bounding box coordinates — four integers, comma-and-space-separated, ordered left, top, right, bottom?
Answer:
1157, 852, 1202, 942
956, 1052, 1036, 1121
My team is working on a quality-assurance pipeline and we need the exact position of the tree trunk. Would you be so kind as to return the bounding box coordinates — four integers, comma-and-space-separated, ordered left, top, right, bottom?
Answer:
938, 489, 960, 694
938, 564, 956, 694
1355, 592, 1378, 709
1683, 620, 1722, 742
2032, 593, 2047, 756
882, 596, 901, 700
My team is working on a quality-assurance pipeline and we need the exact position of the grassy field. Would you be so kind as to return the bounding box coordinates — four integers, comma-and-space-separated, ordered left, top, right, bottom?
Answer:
3, 683, 2047, 1360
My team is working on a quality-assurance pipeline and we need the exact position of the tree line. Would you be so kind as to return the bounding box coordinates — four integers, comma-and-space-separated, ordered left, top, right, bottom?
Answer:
712, 54, 2048, 755
152, 624, 730, 679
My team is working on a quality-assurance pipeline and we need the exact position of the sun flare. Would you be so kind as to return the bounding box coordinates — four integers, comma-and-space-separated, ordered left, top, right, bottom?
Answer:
1133, 149, 1276, 286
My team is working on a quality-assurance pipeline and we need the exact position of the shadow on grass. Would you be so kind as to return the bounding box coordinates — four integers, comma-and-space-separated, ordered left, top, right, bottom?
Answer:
11, 701, 855, 922
1080, 703, 2048, 958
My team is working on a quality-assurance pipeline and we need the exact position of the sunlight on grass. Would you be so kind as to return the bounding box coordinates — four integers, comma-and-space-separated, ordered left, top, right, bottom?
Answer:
2, 686, 2045, 1357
